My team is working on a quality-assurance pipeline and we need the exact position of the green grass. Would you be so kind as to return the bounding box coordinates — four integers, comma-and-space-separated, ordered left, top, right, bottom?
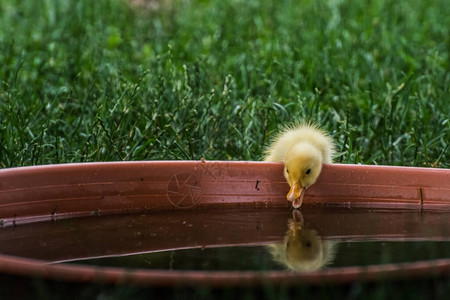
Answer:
0, 0, 449, 168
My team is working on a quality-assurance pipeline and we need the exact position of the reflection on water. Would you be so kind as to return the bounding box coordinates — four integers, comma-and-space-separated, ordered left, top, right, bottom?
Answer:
267, 210, 337, 271
0, 206, 449, 272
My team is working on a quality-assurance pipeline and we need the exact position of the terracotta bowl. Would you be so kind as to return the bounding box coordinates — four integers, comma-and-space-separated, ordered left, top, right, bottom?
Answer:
0, 161, 449, 286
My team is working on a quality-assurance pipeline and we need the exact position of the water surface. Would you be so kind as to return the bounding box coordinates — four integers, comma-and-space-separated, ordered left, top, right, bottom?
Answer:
1, 206, 448, 272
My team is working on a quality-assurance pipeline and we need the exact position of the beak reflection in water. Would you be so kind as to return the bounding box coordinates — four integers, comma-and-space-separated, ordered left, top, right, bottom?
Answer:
268, 210, 337, 272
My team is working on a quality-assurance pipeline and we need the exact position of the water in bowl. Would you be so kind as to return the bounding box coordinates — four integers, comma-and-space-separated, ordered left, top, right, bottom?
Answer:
0, 206, 449, 272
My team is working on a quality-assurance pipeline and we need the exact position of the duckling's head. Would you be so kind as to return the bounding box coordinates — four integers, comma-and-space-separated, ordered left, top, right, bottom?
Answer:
284, 143, 323, 208
285, 228, 324, 271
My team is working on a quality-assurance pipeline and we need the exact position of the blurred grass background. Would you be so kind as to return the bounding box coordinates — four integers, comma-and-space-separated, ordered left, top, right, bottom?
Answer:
0, 0, 449, 168
0, 0, 449, 299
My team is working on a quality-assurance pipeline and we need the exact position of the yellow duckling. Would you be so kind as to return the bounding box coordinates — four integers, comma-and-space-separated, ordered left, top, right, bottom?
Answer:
264, 123, 335, 208
268, 211, 337, 272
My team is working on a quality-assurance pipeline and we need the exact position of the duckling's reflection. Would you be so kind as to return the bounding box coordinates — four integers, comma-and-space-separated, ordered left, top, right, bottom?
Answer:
268, 210, 337, 272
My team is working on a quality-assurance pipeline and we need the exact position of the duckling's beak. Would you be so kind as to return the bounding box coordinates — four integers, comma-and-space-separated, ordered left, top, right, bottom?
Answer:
287, 183, 306, 209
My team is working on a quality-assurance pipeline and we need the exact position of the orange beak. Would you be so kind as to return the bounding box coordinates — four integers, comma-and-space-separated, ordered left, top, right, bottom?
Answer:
287, 183, 306, 209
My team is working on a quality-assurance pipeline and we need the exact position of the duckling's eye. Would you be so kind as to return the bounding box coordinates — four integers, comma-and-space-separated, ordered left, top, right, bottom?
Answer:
286, 169, 289, 174
305, 168, 311, 175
